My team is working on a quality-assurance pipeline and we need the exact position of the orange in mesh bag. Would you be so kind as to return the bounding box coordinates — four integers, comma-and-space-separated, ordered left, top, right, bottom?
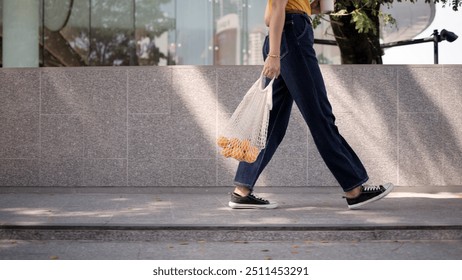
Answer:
217, 73, 274, 163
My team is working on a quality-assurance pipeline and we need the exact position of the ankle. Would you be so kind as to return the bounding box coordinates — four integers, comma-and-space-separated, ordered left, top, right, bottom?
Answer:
345, 185, 362, 198
234, 185, 251, 197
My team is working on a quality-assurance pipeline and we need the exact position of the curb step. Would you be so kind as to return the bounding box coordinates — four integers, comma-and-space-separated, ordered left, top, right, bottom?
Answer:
2, 225, 462, 242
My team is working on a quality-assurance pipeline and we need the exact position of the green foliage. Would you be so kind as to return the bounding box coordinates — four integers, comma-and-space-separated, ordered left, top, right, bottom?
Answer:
323, 0, 460, 35
328, 1, 379, 34
351, 9, 376, 34
426, 0, 462, 10
379, 11, 396, 26
312, 15, 322, 29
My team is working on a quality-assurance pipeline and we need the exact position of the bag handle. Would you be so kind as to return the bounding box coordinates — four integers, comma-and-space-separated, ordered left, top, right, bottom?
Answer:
259, 71, 276, 91
258, 72, 274, 110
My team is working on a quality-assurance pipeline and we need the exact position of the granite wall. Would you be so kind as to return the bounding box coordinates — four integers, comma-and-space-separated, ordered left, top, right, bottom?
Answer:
1, 65, 461, 187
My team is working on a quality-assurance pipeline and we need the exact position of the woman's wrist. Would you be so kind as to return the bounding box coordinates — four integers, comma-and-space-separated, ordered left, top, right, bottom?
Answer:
267, 54, 280, 58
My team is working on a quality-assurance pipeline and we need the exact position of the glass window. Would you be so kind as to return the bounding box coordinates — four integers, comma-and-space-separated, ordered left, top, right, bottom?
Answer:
175, 0, 213, 65
2, 0, 341, 67
40, 0, 177, 66
212, 0, 265, 65
0, 0, 3, 67
135, 0, 175, 66
89, 0, 135, 66
246, 0, 266, 65
43, 0, 88, 66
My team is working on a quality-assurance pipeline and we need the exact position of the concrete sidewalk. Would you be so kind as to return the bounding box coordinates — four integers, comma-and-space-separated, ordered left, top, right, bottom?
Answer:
1, 186, 462, 259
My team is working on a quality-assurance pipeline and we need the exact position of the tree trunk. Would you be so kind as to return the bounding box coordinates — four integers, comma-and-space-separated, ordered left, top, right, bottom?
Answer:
329, 3, 383, 64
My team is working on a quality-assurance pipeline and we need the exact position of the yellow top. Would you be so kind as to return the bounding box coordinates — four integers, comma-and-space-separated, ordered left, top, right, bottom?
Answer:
268, 0, 311, 15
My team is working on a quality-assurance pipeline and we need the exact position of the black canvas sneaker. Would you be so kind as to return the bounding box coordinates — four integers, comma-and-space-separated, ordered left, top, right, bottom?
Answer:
344, 183, 394, 210
229, 192, 278, 209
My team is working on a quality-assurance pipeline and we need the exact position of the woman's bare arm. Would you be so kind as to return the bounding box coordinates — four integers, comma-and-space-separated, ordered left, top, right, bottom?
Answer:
268, 0, 287, 57
263, 0, 288, 78
264, 1, 271, 26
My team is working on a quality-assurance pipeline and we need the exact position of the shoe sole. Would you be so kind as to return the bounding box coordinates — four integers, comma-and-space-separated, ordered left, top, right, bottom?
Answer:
228, 201, 278, 209
348, 183, 395, 210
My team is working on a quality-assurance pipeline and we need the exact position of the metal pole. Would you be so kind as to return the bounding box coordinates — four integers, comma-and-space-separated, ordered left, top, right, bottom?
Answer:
315, 31, 445, 64
89, 0, 92, 65
380, 37, 434, 48
131, 0, 137, 66
433, 29, 439, 64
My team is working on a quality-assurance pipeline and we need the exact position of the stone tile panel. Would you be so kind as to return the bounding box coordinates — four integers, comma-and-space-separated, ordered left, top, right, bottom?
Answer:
398, 113, 443, 185
398, 66, 443, 113
39, 158, 84, 187
84, 159, 127, 187
128, 114, 173, 160
0, 112, 40, 158
0, 69, 40, 113
40, 114, 84, 159
128, 67, 171, 114
84, 112, 127, 159
0, 159, 40, 186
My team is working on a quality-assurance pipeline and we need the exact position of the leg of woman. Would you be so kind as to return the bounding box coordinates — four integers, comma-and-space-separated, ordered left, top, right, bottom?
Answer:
233, 75, 293, 191
229, 75, 293, 209
281, 14, 369, 192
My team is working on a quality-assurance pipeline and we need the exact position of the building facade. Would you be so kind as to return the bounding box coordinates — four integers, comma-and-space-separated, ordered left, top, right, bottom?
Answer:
0, 0, 435, 68
0, 0, 269, 67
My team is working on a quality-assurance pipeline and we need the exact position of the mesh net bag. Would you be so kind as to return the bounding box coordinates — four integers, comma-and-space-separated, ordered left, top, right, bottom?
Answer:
217, 73, 274, 163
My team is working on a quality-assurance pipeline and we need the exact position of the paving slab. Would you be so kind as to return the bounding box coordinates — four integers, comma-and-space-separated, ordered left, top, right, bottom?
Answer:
1, 186, 461, 260
0, 186, 461, 228
1, 239, 462, 260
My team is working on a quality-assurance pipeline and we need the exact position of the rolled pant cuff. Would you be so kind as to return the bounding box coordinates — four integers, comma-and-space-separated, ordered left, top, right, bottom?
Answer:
342, 177, 369, 192
233, 181, 254, 191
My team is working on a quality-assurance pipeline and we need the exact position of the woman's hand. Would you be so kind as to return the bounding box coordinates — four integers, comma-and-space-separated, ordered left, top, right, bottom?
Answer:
263, 56, 280, 79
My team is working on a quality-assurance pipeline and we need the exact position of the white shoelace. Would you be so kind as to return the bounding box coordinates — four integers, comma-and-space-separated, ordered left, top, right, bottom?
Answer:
249, 193, 268, 202
362, 184, 382, 192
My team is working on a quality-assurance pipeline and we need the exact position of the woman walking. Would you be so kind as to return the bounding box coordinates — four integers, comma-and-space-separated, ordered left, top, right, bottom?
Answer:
229, 0, 394, 210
